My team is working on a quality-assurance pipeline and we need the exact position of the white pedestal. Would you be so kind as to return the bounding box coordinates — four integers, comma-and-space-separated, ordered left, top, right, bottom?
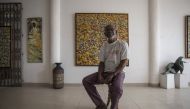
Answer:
174, 73, 189, 88
160, 73, 175, 89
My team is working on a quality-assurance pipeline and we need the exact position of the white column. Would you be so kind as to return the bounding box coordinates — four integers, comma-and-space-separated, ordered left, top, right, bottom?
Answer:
149, 0, 160, 86
50, 0, 61, 63
50, 0, 61, 84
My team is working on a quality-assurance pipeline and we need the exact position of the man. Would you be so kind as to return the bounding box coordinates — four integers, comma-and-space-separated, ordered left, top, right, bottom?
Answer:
82, 24, 129, 109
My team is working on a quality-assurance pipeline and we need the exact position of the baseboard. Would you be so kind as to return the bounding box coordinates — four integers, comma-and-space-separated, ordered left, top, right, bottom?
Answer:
64, 83, 149, 87
64, 84, 81, 87
22, 83, 158, 87
148, 83, 159, 87
23, 83, 51, 87
124, 83, 149, 87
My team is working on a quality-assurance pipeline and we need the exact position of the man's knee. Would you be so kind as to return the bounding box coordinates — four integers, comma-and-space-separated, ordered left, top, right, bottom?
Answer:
82, 77, 88, 85
111, 85, 123, 97
82, 72, 98, 85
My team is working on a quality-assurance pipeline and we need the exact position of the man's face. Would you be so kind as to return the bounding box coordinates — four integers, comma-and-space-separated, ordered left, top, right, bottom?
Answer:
104, 26, 116, 39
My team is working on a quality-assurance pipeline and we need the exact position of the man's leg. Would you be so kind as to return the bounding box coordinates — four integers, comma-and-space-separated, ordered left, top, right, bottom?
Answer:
82, 72, 106, 107
109, 73, 125, 109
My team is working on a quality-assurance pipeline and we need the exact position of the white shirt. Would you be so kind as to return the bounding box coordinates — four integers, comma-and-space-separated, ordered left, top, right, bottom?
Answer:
99, 39, 129, 73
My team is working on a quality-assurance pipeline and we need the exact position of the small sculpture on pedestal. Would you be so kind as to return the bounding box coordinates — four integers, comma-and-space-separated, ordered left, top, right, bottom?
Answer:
162, 56, 185, 75
160, 56, 188, 89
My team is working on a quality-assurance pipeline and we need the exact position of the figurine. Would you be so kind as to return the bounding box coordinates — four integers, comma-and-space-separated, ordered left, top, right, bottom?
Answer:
162, 56, 185, 74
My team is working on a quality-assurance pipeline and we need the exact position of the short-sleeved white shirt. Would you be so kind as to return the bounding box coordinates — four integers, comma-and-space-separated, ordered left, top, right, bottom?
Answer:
99, 39, 129, 73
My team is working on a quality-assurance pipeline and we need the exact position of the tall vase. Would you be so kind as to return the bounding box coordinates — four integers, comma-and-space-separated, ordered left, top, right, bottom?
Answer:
53, 63, 64, 89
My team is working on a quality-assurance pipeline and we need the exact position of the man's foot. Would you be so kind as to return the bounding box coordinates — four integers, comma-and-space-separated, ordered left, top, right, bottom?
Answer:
96, 104, 107, 109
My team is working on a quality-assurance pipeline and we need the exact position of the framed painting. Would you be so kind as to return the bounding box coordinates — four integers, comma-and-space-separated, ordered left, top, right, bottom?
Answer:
27, 17, 43, 63
0, 26, 11, 68
75, 13, 129, 66
185, 16, 190, 58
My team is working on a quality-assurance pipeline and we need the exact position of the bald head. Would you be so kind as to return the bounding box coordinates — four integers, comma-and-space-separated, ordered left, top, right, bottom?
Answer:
104, 24, 117, 38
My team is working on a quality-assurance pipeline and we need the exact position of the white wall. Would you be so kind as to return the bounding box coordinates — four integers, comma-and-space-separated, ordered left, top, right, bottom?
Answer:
1, 0, 189, 84
23, 0, 50, 83
0, 0, 51, 83
159, 0, 190, 82
61, 0, 149, 83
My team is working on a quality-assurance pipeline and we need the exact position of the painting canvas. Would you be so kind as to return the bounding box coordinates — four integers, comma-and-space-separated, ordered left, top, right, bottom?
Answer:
27, 17, 42, 63
0, 26, 11, 67
185, 16, 190, 58
75, 13, 129, 66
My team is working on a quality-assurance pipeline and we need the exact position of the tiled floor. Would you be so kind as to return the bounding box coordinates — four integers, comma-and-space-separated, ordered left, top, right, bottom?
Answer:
0, 85, 190, 109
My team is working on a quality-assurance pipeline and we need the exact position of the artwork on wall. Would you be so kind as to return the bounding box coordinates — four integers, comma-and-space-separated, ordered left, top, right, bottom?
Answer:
185, 16, 190, 58
0, 3, 22, 86
27, 17, 42, 63
0, 26, 11, 67
75, 13, 129, 66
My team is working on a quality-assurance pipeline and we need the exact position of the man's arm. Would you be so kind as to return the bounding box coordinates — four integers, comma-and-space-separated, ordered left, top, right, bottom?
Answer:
113, 59, 128, 76
114, 41, 129, 76
104, 59, 128, 83
98, 62, 104, 74
98, 62, 105, 82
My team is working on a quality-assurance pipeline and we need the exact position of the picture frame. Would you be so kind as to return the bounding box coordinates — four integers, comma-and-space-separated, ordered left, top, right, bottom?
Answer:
185, 16, 190, 58
27, 17, 43, 63
0, 26, 11, 68
75, 13, 129, 66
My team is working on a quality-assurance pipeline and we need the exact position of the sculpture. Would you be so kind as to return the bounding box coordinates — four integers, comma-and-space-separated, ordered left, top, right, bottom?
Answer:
162, 56, 185, 74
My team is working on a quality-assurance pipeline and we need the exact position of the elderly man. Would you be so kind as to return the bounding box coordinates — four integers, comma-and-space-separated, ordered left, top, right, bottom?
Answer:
82, 24, 129, 109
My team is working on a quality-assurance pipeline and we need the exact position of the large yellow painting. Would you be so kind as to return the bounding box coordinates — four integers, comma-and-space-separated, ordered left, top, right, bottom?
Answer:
27, 17, 42, 63
75, 13, 129, 66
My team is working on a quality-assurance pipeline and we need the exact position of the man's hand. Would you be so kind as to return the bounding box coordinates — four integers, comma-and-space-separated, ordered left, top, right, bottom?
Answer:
104, 73, 114, 84
98, 74, 105, 83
